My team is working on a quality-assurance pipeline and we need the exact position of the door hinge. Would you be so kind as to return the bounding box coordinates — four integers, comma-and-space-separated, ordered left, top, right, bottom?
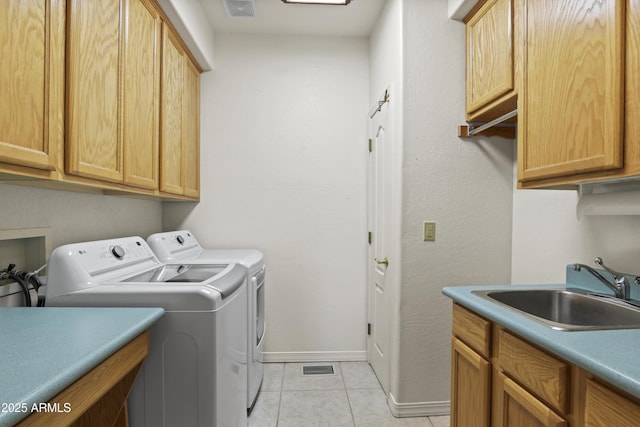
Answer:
367, 323, 371, 336
368, 138, 372, 152
368, 231, 372, 245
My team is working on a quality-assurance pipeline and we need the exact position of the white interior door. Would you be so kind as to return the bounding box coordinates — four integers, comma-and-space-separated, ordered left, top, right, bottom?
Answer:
367, 89, 391, 394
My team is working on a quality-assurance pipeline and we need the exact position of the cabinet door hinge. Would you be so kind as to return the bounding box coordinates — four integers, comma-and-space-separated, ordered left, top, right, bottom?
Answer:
368, 138, 373, 152
367, 323, 372, 336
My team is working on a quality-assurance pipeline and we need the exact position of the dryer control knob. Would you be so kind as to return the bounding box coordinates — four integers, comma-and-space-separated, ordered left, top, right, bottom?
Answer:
111, 245, 125, 259
176, 235, 185, 245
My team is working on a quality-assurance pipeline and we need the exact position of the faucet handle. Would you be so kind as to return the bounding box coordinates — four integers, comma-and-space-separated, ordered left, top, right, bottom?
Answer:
594, 257, 619, 280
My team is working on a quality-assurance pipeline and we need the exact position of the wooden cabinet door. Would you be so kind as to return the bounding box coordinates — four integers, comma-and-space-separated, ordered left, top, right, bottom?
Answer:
583, 378, 640, 427
122, 0, 160, 190
0, 0, 62, 172
160, 24, 184, 195
494, 371, 567, 427
182, 58, 200, 198
623, 0, 640, 177
466, 0, 514, 119
66, 0, 123, 183
451, 337, 490, 427
518, 0, 624, 183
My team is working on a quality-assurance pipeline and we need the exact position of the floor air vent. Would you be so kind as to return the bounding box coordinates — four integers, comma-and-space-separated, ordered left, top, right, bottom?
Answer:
302, 365, 335, 376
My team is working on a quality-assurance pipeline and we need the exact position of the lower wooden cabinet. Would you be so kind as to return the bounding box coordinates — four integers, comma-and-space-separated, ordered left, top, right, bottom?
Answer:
451, 337, 491, 427
450, 303, 640, 427
582, 378, 640, 427
493, 371, 567, 427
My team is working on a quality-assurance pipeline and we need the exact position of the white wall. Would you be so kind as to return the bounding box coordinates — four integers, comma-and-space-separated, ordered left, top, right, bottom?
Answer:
163, 33, 370, 359
0, 184, 162, 253
396, 0, 514, 410
156, 0, 216, 70
512, 173, 640, 283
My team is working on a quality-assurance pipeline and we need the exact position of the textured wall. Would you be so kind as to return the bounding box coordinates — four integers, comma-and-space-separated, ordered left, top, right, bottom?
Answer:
163, 33, 370, 358
0, 184, 162, 255
511, 171, 640, 284
397, 0, 514, 406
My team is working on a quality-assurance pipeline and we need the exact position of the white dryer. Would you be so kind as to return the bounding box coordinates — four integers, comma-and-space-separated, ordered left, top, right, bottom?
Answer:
46, 237, 248, 427
147, 230, 265, 410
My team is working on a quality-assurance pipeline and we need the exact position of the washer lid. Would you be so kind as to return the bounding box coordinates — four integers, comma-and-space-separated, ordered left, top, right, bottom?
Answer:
121, 264, 228, 283
116, 263, 247, 299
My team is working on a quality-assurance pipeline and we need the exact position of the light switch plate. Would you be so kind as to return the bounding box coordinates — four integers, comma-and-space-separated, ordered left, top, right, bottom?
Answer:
423, 221, 436, 241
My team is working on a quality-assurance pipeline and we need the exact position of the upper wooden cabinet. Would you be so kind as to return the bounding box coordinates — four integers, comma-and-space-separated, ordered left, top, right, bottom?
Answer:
0, 0, 64, 173
66, 0, 162, 190
465, 0, 517, 122
160, 23, 200, 198
61, 0, 200, 198
518, 0, 626, 186
160, 25, 185, 195
66, 0, 123, 183
123, 0, 161, 190
182, 58, 201, 198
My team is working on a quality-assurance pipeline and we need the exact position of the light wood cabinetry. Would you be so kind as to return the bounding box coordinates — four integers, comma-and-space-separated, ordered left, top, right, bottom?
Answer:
160, 25, 185, 195
465, 0, 517, 122
67, 0, 163, 189
582, 377, 640, 427
66, 0, 123, 183
496, 328, 569, 414
517, 0, 631, 187
123, 0, 161, 190
0, 0, 63, 173
182, 58, 201, 198
493, 371, 567, 427
1, 0, 199, 200
450, 303, 640, 426
160, 24, 200, 197
451, 305, 491, 427
451, 337, 491, 427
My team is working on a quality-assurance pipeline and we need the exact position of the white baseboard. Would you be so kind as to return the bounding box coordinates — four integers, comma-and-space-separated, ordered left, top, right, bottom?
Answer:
388, 393, 450, 418
263, 351, 367, 363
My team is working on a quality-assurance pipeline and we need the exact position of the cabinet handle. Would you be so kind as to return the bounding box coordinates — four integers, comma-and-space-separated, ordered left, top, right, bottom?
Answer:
375, 257, 389, 266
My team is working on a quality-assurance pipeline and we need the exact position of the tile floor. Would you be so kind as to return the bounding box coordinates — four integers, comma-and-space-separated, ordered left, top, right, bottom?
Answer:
248, 362, 451, 427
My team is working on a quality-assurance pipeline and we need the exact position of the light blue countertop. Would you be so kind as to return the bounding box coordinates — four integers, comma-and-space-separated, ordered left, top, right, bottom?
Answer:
0, 307, 164, 427
443, 284, 640, 399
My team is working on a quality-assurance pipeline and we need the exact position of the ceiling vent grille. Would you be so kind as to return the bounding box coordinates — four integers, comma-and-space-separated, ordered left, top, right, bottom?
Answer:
223, 0, 257, 18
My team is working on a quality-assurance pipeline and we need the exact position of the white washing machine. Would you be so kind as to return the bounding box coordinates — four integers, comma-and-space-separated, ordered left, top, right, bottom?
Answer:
147, 230, 265, 410
45, 236, 248, 427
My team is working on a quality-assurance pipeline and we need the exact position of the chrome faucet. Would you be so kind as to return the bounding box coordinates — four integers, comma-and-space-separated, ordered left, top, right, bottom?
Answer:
573, 257, 631, 300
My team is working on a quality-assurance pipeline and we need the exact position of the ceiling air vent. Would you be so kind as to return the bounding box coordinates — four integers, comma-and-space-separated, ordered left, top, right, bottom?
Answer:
223, 0, 257, 18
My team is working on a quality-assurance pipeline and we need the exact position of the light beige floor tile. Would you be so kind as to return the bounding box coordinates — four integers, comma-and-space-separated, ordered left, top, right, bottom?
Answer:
248, 392, 280, 427
278, 389, 354, 427
282, 362, 345, 391
347, 388, 405, 427
261, 362, 284, 392
428, 415, 450, 427
340, 362, 382, 390
401, 416, 434, 426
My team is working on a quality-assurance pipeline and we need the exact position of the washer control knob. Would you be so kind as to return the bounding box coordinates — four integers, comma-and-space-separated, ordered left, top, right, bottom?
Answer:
111, 245, 125, 259
176, 235, 185, 245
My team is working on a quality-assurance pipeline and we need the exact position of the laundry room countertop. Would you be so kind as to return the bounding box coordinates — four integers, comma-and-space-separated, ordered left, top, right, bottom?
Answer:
443, 284, 640, 399
0, 307, 164, 427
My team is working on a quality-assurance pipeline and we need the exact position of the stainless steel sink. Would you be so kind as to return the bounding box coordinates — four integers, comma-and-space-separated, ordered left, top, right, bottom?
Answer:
473, 289, 640, 331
